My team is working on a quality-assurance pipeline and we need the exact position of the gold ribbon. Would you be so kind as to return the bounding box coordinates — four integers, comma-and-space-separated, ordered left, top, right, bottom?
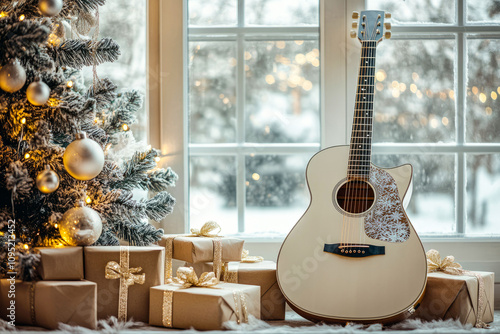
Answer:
241, 249, 264, 263
105, 246, 146, 322
168, 266, 219, 288
164, 221, 223, 283
426, 249, 489, 328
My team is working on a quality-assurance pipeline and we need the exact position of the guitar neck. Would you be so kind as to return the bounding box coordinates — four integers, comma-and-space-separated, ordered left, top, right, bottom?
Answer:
348, 40, 377, 180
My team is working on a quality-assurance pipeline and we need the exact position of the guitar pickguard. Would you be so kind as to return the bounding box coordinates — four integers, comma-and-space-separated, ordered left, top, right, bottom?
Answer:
365, 166, 411, 243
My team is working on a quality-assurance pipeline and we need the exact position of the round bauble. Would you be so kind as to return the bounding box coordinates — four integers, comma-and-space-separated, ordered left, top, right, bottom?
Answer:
63, 132, 105, 180
39, 0, 63, 17
36, 165, 60, 194
27, 80, 51, 106
59, 202, 102, 246
0, 59, 26, 93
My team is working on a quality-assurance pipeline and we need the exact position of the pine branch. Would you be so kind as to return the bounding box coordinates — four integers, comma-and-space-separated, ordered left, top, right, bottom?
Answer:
93, 226, 120, 246
6, 161, 33, 200
48, 37, 120, 69
71, 0, 106, 13
146, 167, 178, 192
109, 149, 158, 190
16, 252, 41, 281
144, 191, 176, 221
108, 213, 164, 246
86, 78, 117, 109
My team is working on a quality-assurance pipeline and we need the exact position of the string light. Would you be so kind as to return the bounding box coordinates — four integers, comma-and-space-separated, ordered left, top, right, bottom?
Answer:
147, 145, 152, 150
154, 156, 161, 163
0, 12, 7, 18
54, 223, 58, 228
66, 81, 74, 88
24, 153, 30, 159
21, 117, 26, 124
252, 173, 260, 181
122, 124, 129, 131
85, 196, 92, 204
19, 14, 25, 21
23, 244, 29, 250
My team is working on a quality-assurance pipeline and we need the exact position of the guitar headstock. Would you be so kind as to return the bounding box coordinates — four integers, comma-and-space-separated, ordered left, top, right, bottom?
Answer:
350, 10, 391, 44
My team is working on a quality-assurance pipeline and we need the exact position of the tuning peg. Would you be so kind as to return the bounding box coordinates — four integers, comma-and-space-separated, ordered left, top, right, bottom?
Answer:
385, 12, 391, 19
350, 30, 357, 38
385, 31, 392, 39
384, 22, 391, 30
352, 11, 359, 19
352, 21, 358, 29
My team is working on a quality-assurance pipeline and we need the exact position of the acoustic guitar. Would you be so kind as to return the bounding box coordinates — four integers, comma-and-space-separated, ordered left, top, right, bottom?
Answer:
276, 10, 427, 325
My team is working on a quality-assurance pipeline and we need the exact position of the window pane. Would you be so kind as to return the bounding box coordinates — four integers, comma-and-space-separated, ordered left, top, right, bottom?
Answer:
189, 42, 237, 143
466, 38, 500, 143
190, 156, 238, 234
366, 0, 455, 24
467, 1, 500, 23
244, 154, 310, 234
372, 154, 456, 234
83, 0, 147, 141
466, 154, 500, 235
245, 0, 319, 26
188, 0, 237, 27
245, 40, 320, 143
373, 40, 455, 143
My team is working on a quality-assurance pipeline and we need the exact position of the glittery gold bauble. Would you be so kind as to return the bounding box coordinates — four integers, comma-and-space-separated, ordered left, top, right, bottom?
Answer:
0, 59, 26, 93
36, 165, 60, 194
38, 0, 63, 17
63, 132, 105, 180
27, 80, 51, 106
59, 202, 102, 246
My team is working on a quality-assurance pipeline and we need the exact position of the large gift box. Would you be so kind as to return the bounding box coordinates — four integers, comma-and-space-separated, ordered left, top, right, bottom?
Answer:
34, 246, 84, 280
189, 260, 286, 320
150, 280, 260, 330
0, 279, 97, 329
84, 245, 164, 322
412, 271, 495, 326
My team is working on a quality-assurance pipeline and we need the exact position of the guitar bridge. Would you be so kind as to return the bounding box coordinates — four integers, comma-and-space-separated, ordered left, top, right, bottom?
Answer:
324, 243, 385, 257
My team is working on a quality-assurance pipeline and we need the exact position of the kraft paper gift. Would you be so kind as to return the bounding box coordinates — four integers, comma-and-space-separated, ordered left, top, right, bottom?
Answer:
0, 279, 97, 329
35, 246, 84, 280
411, 271, 495, 326
84, 245, 164, 322
188, 260, 286, 320
149, 282, 260, 330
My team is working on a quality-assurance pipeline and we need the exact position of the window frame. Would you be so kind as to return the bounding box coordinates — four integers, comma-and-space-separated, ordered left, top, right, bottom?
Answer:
149, 0, 500, 298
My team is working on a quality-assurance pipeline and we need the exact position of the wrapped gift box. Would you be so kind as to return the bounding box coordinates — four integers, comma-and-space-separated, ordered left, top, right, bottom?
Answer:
189, 261, 286, 320
411, 271, 494, 326
159, 234, 244, 264
0, 279, 97, 329
34, 246, 84, 280
84, 246, 164, 322
149, 282, 260, 330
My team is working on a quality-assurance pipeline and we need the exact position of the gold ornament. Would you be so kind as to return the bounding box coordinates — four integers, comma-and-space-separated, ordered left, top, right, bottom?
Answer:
0, 59, 26, 93
63, 132, 105, 180
38, 0, 63, 17
59, 201, 102, 246
36, 165, 59, 194
27, 80, 51, 106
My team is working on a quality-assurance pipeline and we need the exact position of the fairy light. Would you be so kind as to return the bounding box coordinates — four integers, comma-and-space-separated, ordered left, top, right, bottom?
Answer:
0, 12, 7, 18
19, 14, 25, 21
23, 244, 29, 250
66, 80, 74, 88
24, 153, 30, 159
147, 145, 152, 150
54, 223, 58, 228
122, 124, 129, 131
154, 156, 161, 163
21, 117, 26, 124
85, 196, 92, 204
252, 173, 260, 181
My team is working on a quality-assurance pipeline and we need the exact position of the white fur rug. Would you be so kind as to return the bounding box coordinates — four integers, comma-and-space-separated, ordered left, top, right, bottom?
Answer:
2, 311, 499, 333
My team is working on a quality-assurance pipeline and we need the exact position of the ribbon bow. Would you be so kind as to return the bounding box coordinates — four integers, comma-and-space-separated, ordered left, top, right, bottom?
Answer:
426, 249, 463, 275
168, 266, 219, 288
241, 249, 264, 263
190, 221, 222, 238
105, 261, 146, 285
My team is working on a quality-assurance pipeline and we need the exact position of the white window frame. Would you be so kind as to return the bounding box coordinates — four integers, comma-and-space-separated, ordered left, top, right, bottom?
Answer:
148, 0, 500, 305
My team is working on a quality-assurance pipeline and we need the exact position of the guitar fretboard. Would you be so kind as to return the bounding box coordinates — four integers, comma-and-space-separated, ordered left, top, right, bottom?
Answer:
348, 41, 376, 180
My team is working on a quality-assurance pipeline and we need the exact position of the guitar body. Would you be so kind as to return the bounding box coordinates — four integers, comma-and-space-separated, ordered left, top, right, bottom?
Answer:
276, 145, 427, 324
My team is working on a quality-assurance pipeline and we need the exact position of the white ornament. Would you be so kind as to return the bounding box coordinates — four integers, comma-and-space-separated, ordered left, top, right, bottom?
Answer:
27, 80, 51, 106
36, 165, 60, 194
0, 59, 26, 93
59, 201, 102, 246
63, 132, 105, 180
38, 0, 63, 17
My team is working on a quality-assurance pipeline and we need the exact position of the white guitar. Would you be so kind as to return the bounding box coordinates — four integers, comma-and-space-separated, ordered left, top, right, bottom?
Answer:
276, 10, 427, 325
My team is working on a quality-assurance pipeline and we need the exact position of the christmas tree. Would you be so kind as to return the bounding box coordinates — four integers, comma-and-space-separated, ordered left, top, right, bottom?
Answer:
0, 0, 177, 280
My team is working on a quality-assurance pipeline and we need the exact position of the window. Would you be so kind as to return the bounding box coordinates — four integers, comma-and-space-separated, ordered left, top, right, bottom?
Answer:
365, 0, 500, 236
187, 0, 320, 234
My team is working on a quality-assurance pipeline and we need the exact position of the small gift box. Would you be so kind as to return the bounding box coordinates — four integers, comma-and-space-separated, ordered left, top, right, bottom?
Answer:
149, 267, 260, 330
411, 250, 495, 328
0, 279, 97, 329
35, 246, 84, 280
158, 222, 244, 282
84, 245, 164, 322
188, 259, 286, 320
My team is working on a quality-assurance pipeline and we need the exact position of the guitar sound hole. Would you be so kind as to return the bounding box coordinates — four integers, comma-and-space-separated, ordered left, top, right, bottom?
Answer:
335, 180, 375, 214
